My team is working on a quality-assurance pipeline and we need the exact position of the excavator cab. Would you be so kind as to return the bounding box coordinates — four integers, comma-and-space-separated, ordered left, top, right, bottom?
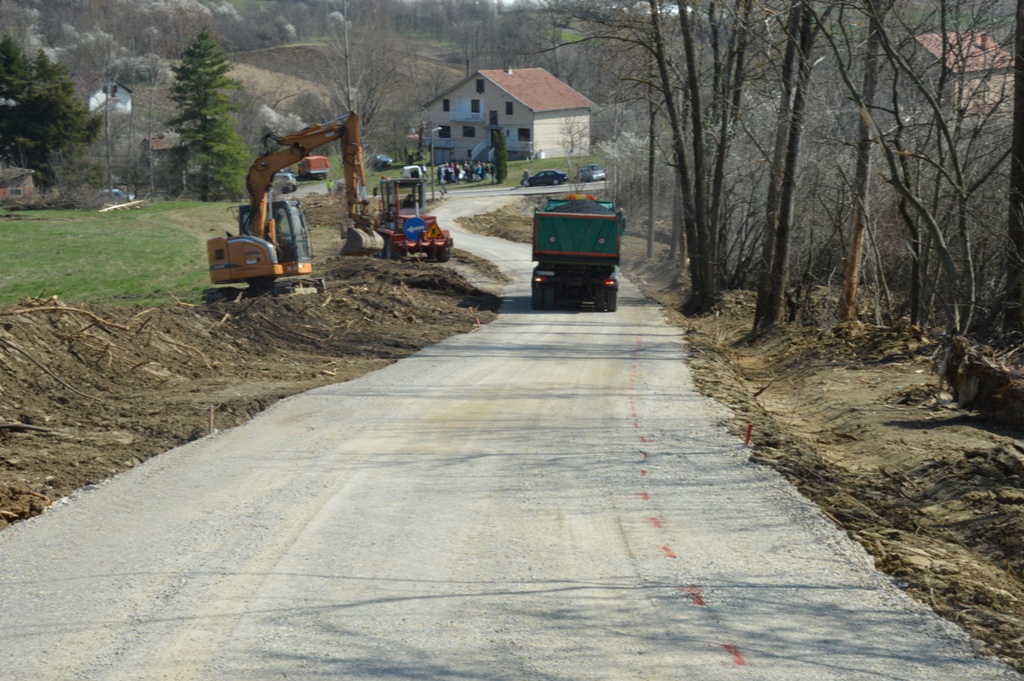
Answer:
206, 199, 318, 297
238, 200, 312, 267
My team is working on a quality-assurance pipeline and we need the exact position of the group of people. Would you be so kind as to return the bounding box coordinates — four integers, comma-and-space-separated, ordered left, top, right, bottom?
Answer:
436, 161, 496, 187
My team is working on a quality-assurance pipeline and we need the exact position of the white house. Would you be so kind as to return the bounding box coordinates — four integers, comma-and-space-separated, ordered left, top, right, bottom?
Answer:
87, 80, 133, 114
424, 68, 594, 163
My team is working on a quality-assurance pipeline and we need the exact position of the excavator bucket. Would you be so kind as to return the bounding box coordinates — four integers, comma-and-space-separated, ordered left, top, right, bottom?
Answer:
341, 227, 385, 256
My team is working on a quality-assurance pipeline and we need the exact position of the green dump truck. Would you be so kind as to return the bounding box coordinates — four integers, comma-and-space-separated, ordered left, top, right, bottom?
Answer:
531, 196, 625, 312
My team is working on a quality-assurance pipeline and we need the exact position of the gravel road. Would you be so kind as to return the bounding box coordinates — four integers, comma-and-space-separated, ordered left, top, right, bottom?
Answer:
0, 196, 1019, 680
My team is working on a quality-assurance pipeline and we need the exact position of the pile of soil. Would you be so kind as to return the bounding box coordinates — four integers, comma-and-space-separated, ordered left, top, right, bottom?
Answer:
0, 201, 503, 526
459, 198, 1024, 671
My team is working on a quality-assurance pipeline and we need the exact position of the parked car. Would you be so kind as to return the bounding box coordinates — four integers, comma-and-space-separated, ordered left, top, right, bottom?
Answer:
273, 170, 298, 193
97, 188, 135, 202
525, 169, 569, 187
578, 164, 606, 182
373, 154, 394, 169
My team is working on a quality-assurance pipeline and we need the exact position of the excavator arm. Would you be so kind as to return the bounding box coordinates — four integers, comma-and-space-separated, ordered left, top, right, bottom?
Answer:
245, 112, 375, 251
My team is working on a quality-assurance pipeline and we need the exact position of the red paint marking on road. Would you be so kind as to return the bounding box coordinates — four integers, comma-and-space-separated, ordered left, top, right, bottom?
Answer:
638, 491, 650, 501
680, 586, 706, 606
640, 451, 649, 459
745, 422, 753, 446
722, 644, 745, 665
660, 545, 678, 558
640, 469, 648, 477
647, 517, 663, 528
640, 436, 652, 443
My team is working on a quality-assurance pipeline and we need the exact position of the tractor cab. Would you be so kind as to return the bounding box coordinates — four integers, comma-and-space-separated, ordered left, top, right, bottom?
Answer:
378, 176, 427, 227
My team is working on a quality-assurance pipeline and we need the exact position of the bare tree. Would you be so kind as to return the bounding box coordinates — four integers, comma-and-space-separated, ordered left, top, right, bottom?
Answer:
754, 0, 820, 330
1008, 0, 1024, 329
838, 0, 888, 322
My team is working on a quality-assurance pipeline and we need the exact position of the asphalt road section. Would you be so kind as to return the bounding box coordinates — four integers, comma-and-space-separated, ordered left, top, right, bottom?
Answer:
0, 196, 1019, 680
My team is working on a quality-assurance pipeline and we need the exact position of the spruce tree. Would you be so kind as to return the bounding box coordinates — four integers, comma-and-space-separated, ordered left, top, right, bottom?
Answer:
492, 128, 508, 184
168, 29, 247, 201
0, 34, 99, 187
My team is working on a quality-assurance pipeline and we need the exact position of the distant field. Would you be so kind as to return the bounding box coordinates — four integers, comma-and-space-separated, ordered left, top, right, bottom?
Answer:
0, 202, 234, 306
229, 43, 335, 101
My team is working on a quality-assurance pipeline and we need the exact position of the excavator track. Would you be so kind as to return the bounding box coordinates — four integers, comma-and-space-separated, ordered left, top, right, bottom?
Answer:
201, 277, 325, 304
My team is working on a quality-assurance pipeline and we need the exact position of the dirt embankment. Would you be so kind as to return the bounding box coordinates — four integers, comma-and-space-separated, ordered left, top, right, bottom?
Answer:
458, 198, 1024, 672
0, 195, 504, 526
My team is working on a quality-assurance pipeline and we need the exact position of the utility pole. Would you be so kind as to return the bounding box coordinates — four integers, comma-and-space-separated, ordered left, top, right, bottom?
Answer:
430, 127, 441, 201
343, 0, 353, 109
104, 80, 115, 192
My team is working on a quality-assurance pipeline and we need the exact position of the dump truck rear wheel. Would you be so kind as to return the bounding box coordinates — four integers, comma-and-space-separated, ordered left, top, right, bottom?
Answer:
436, 246, 452, 263
542, 286, 555, 309
606, 292, 618, 312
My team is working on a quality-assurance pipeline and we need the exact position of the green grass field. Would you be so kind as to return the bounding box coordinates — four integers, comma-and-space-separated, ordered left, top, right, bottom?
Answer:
0, 202, 234, 306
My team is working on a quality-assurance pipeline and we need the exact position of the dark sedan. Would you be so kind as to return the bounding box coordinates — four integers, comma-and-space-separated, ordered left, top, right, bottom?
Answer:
525, 169, 569, 187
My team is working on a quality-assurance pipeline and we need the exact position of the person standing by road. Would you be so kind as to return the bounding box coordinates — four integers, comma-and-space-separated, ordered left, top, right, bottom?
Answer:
522, 169, 529, 187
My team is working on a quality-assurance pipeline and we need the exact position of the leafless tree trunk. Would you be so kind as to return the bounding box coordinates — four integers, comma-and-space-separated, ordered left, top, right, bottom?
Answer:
647, 0, 701, 299
755, 0, 818, 330
647, 100, 656, 259
1008, 0, 1024, 330
839, 0, 885, 321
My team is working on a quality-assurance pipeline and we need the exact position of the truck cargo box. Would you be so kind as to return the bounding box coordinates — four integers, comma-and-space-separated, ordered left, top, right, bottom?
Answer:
298, 155, 330, 180
531, 197, 625, 312
532, 198, 624, 265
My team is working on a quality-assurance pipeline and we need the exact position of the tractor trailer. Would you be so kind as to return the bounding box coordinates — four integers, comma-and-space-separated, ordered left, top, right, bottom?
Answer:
531, 196, 625, 312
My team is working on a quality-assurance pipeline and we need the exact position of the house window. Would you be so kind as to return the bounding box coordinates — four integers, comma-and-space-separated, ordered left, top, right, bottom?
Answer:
463, 126, 476, 138
476, 79, 485, 93
438, 125, 451, 138
489, 110, 498, 125
505, 102, 513, 115
442, 99, 450, 112
471, 99, 480, 113
518, 128, 531, 142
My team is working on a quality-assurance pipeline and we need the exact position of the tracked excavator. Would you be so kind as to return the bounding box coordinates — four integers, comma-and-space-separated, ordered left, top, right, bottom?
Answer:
205, 112, 383, 301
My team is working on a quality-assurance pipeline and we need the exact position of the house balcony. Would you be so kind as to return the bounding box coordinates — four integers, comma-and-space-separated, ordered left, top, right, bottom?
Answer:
449, 111, 484, 123
430, 138, 454, 149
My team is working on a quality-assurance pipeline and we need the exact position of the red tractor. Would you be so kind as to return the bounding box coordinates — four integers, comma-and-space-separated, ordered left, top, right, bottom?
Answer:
374, 177, 453, 262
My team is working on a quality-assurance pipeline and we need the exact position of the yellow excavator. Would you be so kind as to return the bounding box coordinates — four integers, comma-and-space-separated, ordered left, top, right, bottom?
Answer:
205, 112, 383, 300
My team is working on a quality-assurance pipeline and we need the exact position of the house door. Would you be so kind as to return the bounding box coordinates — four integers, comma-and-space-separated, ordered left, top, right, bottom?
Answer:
489, 111, 498, 126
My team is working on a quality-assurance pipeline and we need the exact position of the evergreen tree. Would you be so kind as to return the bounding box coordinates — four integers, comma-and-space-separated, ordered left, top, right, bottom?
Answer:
168, 29, 247, 201
0, 34, 99, 187
492, 128, 507, 184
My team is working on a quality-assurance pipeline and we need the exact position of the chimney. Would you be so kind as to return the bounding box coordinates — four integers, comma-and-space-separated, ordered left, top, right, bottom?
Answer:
506, 67, 513, 75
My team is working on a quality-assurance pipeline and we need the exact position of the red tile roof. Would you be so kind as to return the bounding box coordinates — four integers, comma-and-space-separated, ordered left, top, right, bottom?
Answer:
478, 68, 594, 112
914, 32, 1012, 73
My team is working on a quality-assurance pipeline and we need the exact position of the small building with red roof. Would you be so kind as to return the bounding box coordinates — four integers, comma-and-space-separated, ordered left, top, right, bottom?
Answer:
424, 68, 594, 163
912, 31, 1013, 114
